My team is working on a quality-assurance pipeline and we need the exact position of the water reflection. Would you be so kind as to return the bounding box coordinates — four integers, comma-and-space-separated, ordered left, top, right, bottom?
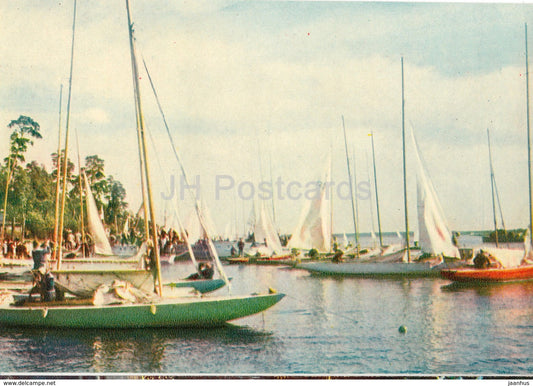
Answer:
440, 280, 533, 296
0, 325, 277, 374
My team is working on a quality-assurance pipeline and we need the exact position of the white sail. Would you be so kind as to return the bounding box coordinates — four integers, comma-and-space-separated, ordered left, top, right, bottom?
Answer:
183, 200, 217, 243
410, 128, 459, 258
83, 173, 113, 256
184, 209, 203, 243
288, 158, 331, 253
253, 200, 283, 255
343, 233, 349, 248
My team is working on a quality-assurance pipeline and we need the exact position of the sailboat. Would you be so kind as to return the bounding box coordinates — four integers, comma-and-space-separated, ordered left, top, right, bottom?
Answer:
245, 200, 292, 264
287, 155, 332, 258
51, 173, 145, 271
441, 24, 533, 284
297, 58, 461, 277
0, 0, 284, 328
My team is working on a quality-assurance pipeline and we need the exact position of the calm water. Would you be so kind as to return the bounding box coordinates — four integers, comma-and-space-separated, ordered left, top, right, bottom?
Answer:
0, 260, 532, 376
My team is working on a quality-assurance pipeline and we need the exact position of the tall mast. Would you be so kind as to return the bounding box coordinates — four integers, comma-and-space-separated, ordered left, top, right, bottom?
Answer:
365, 149, 377, 247
342, 115, 359, 255
57, 0, 77, 269
526, 23, 533, 246
269, 150, 277, 227
487, 128, 499, 247
329, 131, 333, 252
401, 57, 411, 262
129, 41, 149, 241
75, 126, 86, 255
370, 132, 383, 248
125, 0, 162, 295
352, 145, 360, 247
52, 85, 63, 260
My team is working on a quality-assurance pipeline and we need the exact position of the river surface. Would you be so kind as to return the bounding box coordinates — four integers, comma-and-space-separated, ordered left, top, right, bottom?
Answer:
0, 256, 532, 377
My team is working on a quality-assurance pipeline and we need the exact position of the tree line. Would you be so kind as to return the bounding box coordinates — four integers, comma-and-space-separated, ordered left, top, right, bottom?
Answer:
0, 115, 132, 241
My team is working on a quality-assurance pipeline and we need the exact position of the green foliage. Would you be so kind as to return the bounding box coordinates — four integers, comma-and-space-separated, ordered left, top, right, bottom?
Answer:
482, 228, 526, 243
104, 175, 128, 230
4, 116, 41, 168
0, 141, 130, 240
307, 248, 319, 259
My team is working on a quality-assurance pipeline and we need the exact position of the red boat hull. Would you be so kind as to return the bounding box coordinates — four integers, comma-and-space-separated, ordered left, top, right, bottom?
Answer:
441, 265, 533, 283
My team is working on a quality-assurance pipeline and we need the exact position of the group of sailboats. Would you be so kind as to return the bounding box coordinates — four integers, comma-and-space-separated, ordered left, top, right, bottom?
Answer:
297, 57, 462, 277
0, 0, 284, 328
298, 28, 533, 283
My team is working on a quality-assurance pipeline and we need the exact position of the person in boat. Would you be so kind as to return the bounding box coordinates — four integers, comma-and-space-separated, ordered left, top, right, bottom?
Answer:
31, 240, 51, 270
332, 249, 344, 263
238, 238, 245, 257
230, 245, 237, 257
452, 232, 460, 247
145, 241, 157, 273
473, 249, 502, 269
200, 262, 214, 279
186, 263, 206, 280
28, 267, 56, 302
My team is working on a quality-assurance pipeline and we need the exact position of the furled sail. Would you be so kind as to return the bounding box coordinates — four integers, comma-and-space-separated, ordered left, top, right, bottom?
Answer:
83, 173, 113, 256
253, 200, 283, 255
288, 158, 331, 253
410, 128, 459, 258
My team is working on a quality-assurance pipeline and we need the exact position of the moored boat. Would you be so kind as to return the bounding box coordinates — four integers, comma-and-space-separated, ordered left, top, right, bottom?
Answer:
441, 264, 533, 283
0, 292, 285, 328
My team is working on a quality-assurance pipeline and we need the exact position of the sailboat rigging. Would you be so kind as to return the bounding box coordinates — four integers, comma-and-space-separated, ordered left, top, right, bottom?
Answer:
56, 0, 77, 269
370, 132, 383, 248
140, 54, 230, 283
401, 57, 411, 263
441, 23, 533, 283
52, 85, 63, 260
341, 116, 359, 255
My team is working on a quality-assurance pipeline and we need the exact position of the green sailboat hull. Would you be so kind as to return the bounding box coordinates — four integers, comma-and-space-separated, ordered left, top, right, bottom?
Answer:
0, 293, 285, 328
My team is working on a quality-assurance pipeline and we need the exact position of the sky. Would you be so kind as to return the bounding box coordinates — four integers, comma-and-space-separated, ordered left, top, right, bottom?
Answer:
1, 1, 533, 237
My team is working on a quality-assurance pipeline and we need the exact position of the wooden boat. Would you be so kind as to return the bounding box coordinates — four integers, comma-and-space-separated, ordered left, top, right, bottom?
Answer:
226, 256, 249, 264
253, 255, 295, 265
440, 264, 533, 283
0, 292, 285, 328
299, 257, 443, 278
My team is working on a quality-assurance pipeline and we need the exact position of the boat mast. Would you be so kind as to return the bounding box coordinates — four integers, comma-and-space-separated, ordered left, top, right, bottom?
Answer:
370, 132, 383, 248
57, 0, 78, 269
401, 57, 411, 262
487, 128, 499, 247
329, 136, 333, 252
75, 126, 86, 255
342, 115, 359, 255
52, 85, 63, 261
268, 150, 277, 227
125, 0, 162, 295
352, 145, 360, 248
526, 23, 533, 247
